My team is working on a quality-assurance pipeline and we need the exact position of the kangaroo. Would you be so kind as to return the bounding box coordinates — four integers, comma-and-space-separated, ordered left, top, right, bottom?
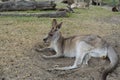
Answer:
37, 19, 118, 80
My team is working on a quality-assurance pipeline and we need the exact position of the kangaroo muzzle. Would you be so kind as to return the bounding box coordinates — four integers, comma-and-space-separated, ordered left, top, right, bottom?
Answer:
43, 38, 48, 43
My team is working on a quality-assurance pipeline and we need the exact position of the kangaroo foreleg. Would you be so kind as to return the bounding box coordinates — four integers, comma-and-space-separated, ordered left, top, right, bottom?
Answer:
36, 47, 53, 52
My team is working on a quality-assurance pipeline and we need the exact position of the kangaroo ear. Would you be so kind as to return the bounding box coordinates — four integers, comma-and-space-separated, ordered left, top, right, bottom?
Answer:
52, 19, 57, 28
57, 22, 63, 30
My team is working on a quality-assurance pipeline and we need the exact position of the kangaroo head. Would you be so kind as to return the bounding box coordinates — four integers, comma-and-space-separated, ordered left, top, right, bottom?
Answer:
43, 19, 63, 43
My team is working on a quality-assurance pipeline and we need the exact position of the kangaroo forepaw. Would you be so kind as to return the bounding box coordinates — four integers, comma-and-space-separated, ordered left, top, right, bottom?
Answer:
42, 55, 49, 59
35, 48, 43, 52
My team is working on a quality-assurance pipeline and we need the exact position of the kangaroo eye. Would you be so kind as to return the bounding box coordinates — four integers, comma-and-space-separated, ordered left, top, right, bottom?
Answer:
55, 29, 57, 31
49, 34, 53, 36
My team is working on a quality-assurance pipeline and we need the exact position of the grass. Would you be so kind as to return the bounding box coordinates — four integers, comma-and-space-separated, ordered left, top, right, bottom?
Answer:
103, 0, 119, 5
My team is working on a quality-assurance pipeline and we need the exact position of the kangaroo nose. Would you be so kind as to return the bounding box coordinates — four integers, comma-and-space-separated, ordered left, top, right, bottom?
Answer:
43, 38, 47, 42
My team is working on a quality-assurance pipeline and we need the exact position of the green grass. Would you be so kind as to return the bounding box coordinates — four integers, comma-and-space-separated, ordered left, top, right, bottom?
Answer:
103, 0, 119, 5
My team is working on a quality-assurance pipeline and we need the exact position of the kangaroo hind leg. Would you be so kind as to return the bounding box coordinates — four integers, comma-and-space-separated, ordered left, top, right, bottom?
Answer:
54, 52, 87, 70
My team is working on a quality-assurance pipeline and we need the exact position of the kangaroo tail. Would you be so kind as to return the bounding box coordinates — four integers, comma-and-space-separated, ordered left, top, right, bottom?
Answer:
101, 45, 118, 80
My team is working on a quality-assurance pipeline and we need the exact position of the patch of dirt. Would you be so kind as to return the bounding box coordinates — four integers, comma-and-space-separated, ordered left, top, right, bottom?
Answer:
97, 15, 120, 25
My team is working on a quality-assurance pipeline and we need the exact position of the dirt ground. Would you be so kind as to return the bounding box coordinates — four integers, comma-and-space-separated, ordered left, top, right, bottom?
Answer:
0, 3, 120, 80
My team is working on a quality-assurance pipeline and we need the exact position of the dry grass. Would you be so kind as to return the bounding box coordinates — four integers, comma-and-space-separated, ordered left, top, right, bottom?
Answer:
0, 6, 120, 80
